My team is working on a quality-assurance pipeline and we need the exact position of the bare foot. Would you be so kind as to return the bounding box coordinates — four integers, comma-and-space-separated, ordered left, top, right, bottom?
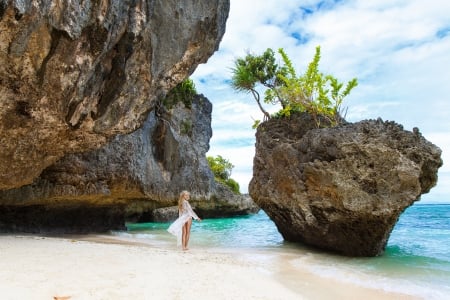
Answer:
54, 296, 71, 300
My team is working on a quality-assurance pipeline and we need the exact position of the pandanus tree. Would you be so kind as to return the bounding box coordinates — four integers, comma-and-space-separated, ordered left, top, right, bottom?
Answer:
230, 48, 281, 122
231, 46, 358, 128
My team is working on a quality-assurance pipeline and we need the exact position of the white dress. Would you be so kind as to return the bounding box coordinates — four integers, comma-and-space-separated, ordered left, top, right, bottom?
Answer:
167, 200, 200, 246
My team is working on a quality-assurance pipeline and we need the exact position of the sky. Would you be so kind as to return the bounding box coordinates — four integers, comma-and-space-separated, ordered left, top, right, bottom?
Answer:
191, 0, 450, 203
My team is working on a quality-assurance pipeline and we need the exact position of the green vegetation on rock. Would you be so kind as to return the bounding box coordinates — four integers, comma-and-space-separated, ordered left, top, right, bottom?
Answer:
163, 78, 197, 109
207, 155, 240, 194
231, 46, 358, 128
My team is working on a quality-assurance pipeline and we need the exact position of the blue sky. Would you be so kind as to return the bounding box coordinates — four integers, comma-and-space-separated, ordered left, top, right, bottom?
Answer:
191, 0, 450, 203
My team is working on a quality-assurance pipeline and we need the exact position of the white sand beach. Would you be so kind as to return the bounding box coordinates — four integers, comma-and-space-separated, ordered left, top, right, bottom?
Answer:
0, 235, 418, 300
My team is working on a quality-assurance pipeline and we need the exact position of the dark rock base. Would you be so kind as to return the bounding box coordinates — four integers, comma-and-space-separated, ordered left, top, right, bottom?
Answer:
0, 205, 128, 233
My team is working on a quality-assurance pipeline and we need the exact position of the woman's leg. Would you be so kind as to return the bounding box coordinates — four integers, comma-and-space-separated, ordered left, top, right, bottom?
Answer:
182, 222, 188, 250
185, 218, 192, 248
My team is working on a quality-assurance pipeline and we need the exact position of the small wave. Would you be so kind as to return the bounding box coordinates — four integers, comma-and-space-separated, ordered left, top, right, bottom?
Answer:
292, 254, 450, 300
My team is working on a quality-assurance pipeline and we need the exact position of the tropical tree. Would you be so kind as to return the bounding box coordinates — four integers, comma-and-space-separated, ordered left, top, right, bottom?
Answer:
230, 49, 280, 121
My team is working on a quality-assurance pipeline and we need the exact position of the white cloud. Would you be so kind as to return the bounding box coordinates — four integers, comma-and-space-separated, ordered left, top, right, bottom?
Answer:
192, 0, 450, 202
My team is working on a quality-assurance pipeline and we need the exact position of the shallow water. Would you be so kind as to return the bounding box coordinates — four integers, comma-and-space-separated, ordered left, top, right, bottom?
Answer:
113, 203, 450, 299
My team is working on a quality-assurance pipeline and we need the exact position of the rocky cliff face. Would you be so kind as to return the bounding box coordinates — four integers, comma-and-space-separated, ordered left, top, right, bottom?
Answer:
0, 0, 257, 233
0, 95, 258, 233
0, 0, 229, 189
250, 113, 442, 256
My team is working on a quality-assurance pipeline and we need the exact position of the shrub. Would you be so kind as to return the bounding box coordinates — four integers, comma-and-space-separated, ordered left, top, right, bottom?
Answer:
207, 155, 240, 194
163, 78, 197, 109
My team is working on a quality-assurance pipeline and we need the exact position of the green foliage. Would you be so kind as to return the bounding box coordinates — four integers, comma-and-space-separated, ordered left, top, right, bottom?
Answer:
207, 155, 240, 194
251, 119, 261, 129
231, 48, 279, 91
224, 178, 240, 194
277, 46, 358, 126
230, 46, 358, 128
231, 49, 278, 121
163, 78, 197, 109
180, 120, 192, 136
207, 155, 234, 181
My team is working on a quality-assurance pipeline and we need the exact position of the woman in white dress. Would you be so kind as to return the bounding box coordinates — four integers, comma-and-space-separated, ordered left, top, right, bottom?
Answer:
167, 191, 201, 250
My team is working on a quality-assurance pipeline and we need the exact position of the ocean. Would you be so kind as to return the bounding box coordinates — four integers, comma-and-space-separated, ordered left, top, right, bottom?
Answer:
113, 203, 450, 299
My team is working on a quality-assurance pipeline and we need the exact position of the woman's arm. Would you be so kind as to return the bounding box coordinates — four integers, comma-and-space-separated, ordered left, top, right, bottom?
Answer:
183, 200, 201, 220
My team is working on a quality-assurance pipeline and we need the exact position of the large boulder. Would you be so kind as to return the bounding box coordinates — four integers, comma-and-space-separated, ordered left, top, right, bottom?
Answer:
249, 113, 442, 256
0, 0, 229, 190
0, 95, 258, 233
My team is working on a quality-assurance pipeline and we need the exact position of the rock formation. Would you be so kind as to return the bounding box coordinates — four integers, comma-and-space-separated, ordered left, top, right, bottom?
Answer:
0, 0, 229, 189
0, 95, 258, 232
0, 0, 259, 233
151, 193, 257, 222
249, 113, 442, 256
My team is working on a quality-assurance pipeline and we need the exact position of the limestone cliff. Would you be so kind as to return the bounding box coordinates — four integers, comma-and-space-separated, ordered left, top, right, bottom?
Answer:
250, 113, 442, 257
0, 0, 229, 189
0, 95, 258, 232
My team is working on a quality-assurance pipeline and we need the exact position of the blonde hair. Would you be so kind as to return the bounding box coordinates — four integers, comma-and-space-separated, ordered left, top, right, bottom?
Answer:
178, 190, 190, 211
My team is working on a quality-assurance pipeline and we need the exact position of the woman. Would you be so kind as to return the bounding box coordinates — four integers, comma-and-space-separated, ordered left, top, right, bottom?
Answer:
167, 190, 201, 250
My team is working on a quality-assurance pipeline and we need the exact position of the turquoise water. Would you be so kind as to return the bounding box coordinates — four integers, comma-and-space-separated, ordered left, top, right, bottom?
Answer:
115, 204, 450, 299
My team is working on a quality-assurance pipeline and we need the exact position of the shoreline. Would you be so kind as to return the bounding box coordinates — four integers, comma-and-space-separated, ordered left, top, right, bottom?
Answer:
0, 234, 419, 299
